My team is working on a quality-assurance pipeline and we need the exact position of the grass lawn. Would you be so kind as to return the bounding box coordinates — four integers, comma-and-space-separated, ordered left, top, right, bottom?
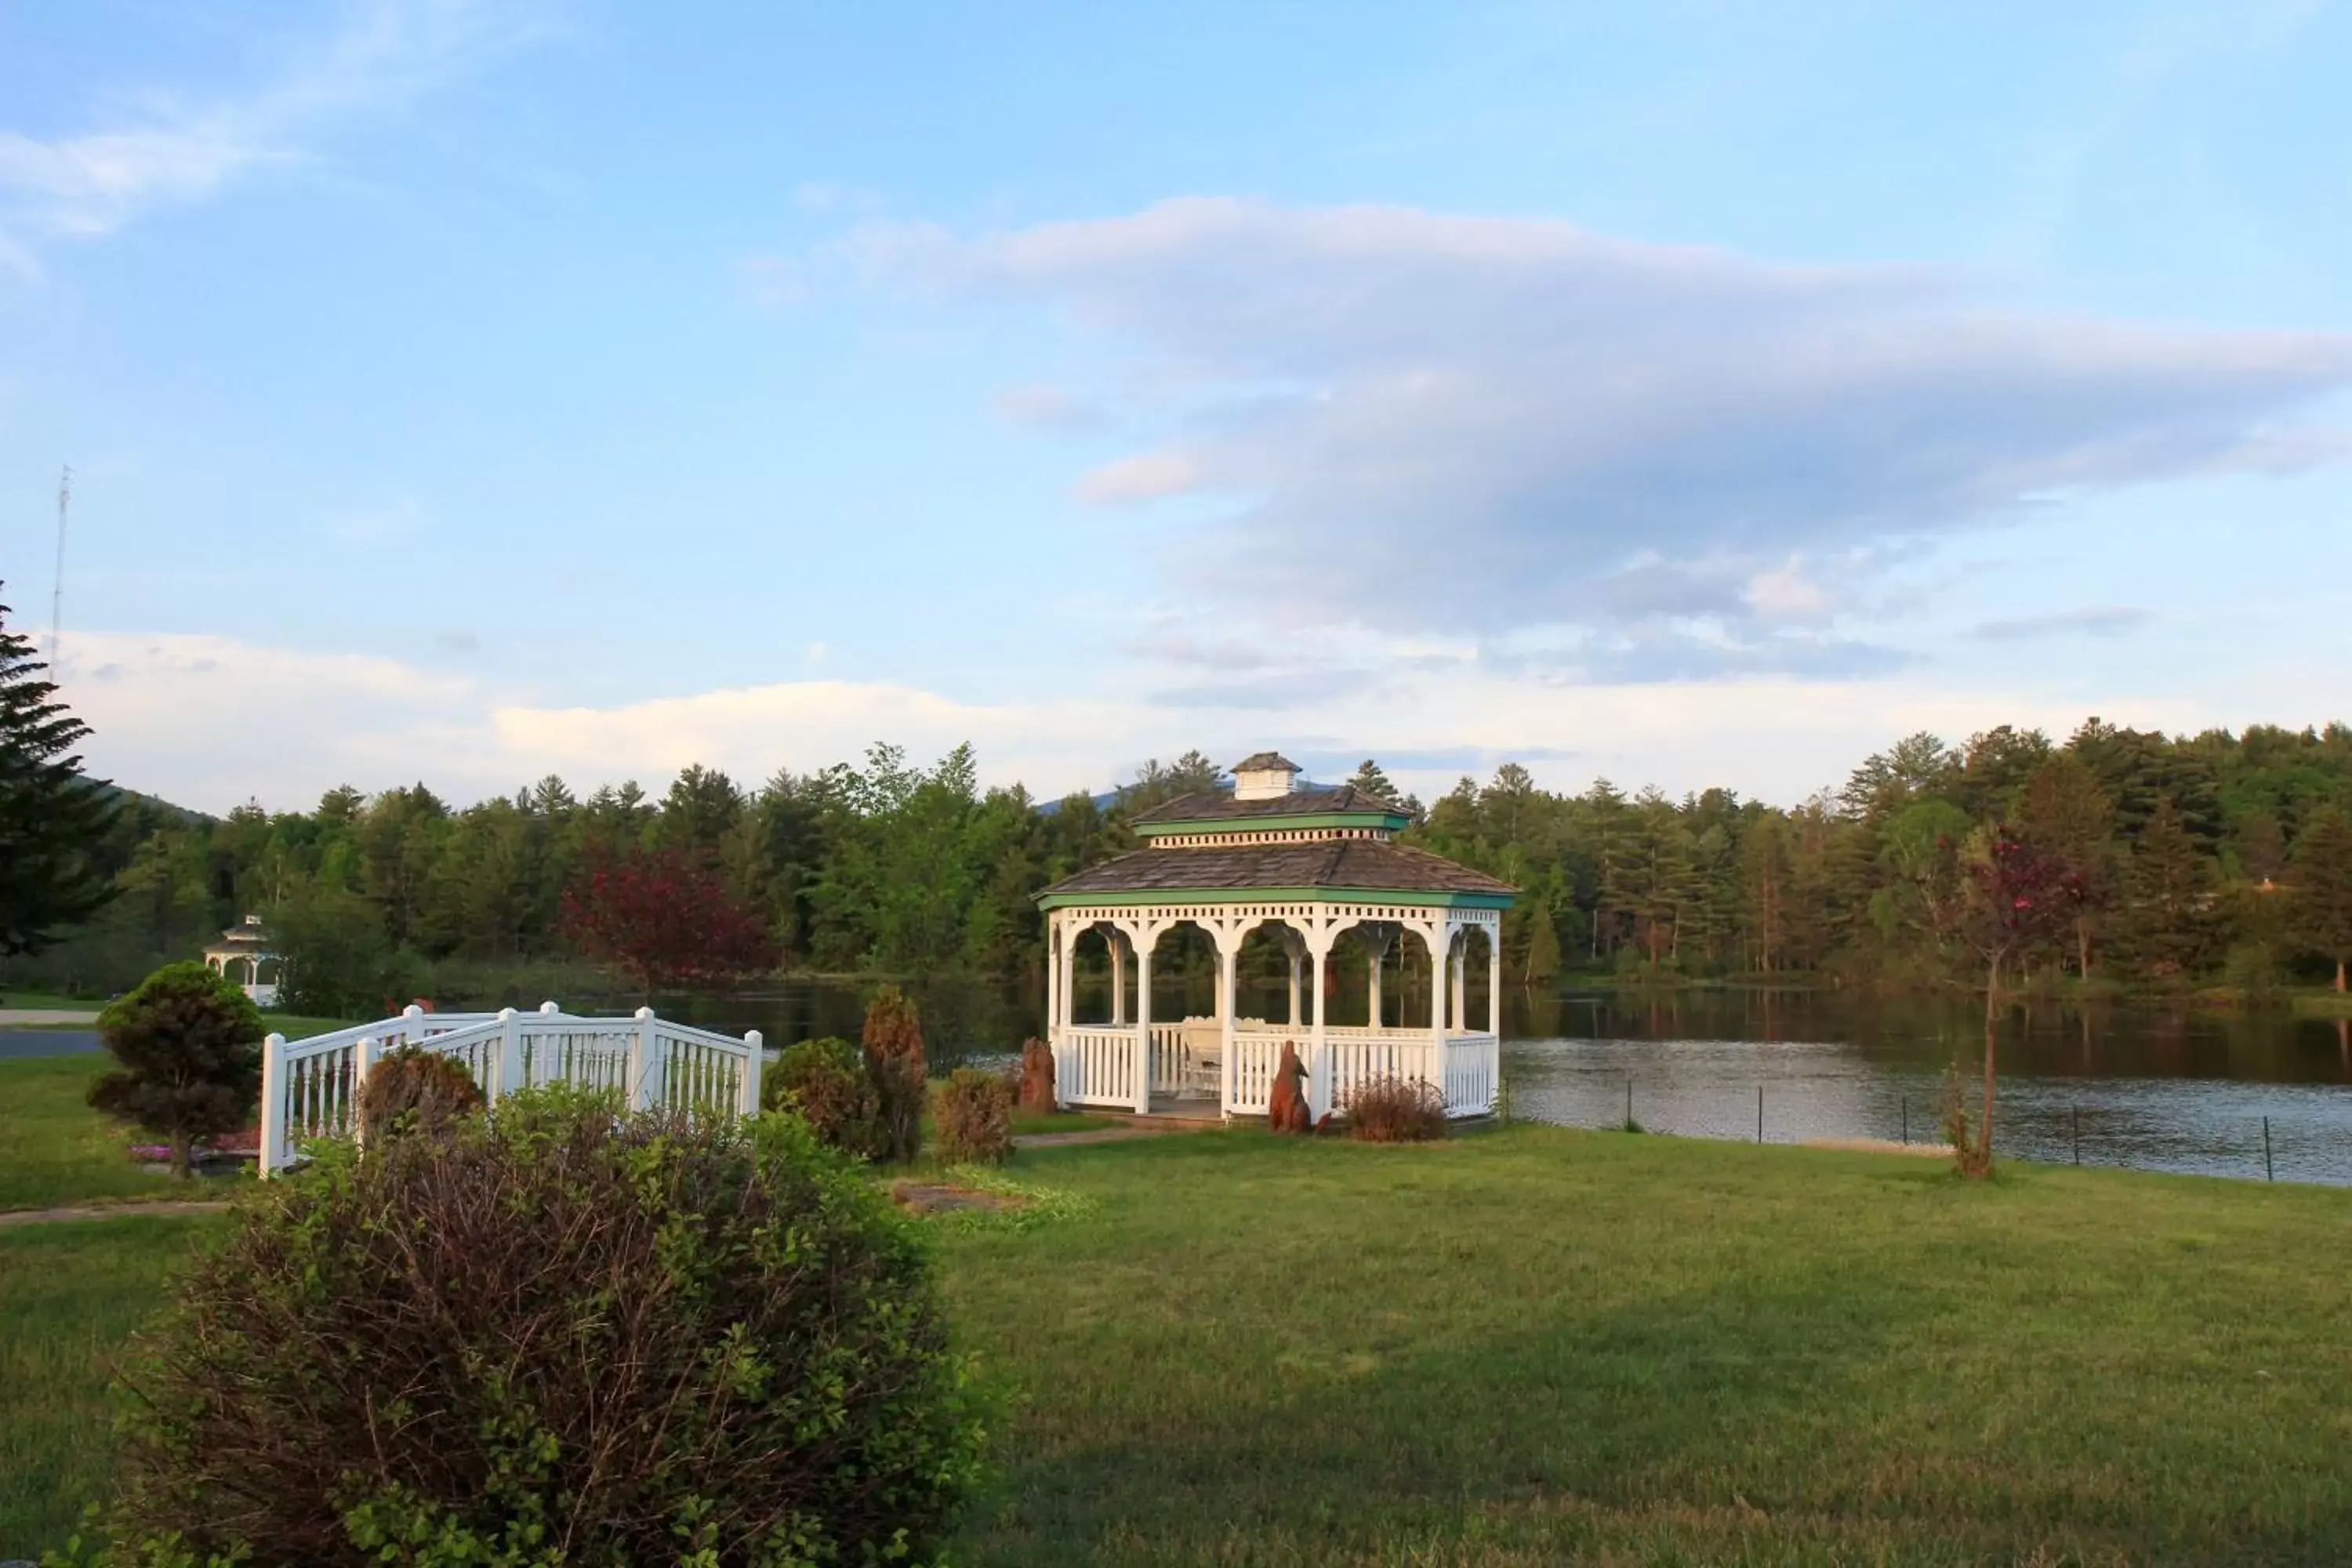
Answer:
0, 1057, 187, 1212
6, 1127, 2350, 1563
0, 1215, 225, 1552
937, 1127, 2352, 1566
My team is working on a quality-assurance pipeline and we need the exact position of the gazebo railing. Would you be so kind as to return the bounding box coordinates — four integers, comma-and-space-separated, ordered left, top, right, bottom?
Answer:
1061, 1021, 1499, 1119
260, 1003, 763, 1174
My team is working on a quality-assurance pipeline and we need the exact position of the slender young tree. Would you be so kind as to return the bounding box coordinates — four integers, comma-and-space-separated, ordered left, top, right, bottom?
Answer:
0, 583, 117, 954
1950, 826, 2083, 1174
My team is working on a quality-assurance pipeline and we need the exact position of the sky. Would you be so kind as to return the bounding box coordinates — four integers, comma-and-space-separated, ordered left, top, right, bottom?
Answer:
3, 0, 2350, 815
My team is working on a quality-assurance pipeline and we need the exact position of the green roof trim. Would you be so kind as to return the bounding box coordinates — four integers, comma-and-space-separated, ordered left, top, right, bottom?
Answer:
1133, 809, 1410, 837
1037, 887, 1514, 911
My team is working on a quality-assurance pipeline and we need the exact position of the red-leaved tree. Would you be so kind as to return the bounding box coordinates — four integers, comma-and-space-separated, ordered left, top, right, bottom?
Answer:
1950, 826, 2085, 1174
559, 847, 775, 995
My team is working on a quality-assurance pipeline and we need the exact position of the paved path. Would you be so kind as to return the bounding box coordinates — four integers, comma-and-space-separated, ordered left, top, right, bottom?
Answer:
0, 1200, 231, 1228
0, 1029, 100, 1059
1013, 1124, 1203, 1149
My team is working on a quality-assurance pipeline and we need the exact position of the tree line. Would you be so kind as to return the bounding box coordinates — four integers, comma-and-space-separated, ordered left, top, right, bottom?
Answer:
9, 584, 2352, 1005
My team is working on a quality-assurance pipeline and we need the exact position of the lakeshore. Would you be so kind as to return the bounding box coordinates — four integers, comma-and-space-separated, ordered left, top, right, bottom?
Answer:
6, 1046, 2351, 1563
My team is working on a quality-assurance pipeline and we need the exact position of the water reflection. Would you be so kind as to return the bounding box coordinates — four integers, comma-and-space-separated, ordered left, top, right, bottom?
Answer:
639, 977, 2352, 1186
1508, 991, 2352, 1186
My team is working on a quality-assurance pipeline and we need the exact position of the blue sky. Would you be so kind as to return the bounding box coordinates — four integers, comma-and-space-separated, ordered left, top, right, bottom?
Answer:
4, 0, 2350, 812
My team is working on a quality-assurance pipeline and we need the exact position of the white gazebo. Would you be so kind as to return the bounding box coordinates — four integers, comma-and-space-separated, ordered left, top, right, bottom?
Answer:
1037, 752, 1514, 1122
203, 913, 281, 1007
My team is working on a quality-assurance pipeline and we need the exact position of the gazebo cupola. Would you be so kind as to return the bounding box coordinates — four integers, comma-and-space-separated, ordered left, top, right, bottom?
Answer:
1036, 750, 1515, 1123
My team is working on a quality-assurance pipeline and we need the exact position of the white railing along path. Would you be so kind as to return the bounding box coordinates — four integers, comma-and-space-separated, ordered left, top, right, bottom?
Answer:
259, 1001, 764, 1175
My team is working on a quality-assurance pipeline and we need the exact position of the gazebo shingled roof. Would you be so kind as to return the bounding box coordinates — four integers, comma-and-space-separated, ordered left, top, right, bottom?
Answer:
1040, 837, 1515, 898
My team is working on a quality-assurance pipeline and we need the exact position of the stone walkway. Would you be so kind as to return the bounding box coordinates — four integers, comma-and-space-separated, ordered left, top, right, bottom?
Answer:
0, 1007, 102, 1025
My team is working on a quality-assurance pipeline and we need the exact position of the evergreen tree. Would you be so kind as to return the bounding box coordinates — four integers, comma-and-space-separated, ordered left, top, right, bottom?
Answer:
0, 584, 117, 954
2014, 753, 2116, 978
2287, 807, 2352, 990
2116, 797, 2218, 981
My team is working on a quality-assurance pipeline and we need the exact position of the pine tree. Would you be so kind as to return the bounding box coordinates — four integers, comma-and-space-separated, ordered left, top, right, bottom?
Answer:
0, 583, 117, 954
2287, 806, 2352, 990
2117, 797, 2218, 981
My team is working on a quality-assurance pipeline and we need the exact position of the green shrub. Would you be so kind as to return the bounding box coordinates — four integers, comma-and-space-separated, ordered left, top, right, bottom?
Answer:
103, 1091, 986, 1566
760, 1034, 884, 1158
87, 962, 263, 1179
934, 1068, 1014, 1164
862, 985, 927, 1163
1342, 1074, 1449, 1143
356, 1045, 485, 1146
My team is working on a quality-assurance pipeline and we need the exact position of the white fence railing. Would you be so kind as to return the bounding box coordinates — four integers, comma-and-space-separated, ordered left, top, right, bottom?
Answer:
260, 1002, 764, 1175
1056, 1021, 1500, 1120
1057, 1027, 1141, 1109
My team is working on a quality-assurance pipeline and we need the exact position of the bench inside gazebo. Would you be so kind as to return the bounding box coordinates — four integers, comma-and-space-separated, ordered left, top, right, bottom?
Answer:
1037, 753, 1514, 1123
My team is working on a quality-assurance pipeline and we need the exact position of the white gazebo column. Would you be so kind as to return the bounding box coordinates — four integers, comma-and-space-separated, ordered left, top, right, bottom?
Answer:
1282, 926, 1305, 1025
1426, 922, 1448, 1099
1044, 913, 1061, 1037
1450, 927, 1468, 1032
1109, 929, 1128, 1025
1131, 923, 1155, 1115
1307, 923, 1334, 1120
1488, 919, 1502, 1036
1214, 922, 1243, 1117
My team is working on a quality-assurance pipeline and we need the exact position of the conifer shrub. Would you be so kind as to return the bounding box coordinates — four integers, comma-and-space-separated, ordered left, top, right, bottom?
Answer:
862, 984, 928, 1163
88, 961, 264, 1179
935, 1067, 1014, 1164
355, 1044, 484, 1146
1343, 1074, 1449, 1142
760, 1034, 885, 1158
103, 1090, 985, 1566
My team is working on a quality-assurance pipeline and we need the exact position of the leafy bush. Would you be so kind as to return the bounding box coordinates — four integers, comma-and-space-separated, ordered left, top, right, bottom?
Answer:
1343, 1074, 1448, 1143
104, 1091, 986, 1566
357, 1045, 484, 1146
863, 984, 927, 1163
88, 962, 263, 1178
760, 1034, 884, 1158
935, 1068, 1013, 1164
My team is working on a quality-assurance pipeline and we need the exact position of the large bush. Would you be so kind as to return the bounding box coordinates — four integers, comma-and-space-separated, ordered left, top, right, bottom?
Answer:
933, 1068, 1013, 1164
1343, 1075, 1448, 1143
356, 1044, 484, 1146
88, 961, 263, 1178
106, 1091, 986, 1565
760, 1034, 884, 1158
862, 985, 927, 1163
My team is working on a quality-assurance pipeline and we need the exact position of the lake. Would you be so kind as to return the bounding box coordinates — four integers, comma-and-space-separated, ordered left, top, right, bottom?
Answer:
656, 978, 2352, 1186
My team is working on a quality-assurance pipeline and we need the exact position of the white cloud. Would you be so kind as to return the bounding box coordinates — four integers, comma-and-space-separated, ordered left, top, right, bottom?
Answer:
0, 0, 547, 260
809, 198, 2352, 674
53, 624, 2318, 818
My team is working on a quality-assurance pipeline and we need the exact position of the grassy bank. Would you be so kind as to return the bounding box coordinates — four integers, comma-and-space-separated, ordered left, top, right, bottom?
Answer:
8, 1127, 2350, 1563
0, 1057, 183, 1211
0, 1215, 227, 1548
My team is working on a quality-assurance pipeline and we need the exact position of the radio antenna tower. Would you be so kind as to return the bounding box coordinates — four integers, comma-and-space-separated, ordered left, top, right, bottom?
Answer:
49, 465, 71, 664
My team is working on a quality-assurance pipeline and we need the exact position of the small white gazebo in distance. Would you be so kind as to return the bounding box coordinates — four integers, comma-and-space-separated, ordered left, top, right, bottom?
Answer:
203, 914, 280, 1007
1037, 751, 1515, 1123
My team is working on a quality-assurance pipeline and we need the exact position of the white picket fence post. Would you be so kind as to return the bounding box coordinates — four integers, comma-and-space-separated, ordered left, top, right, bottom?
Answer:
495, 1007, 524, 1098
740, 1029, 764, 1116
400, 1002, 425, 1048
351, 1035, 381, 1149
631, 1006, 660, 1112
258, 1033, 287, 1178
